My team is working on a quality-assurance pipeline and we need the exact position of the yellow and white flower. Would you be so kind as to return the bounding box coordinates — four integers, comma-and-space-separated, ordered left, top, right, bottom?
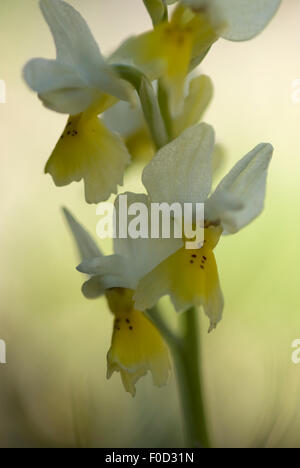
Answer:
63, 207, 171, 397
112, 0, 280, 114
24, 0, 134, 203
111, 5, 218, 115
131, 123, 273, 331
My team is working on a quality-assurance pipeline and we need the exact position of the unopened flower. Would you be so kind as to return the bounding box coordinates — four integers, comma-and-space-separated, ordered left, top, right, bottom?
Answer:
24, 0, 134, 203
131, 123, 273, 331
63, 207, 171, 396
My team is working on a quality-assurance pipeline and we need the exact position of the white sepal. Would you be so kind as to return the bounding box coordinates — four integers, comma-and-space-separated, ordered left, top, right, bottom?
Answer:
210, 0, 281, 41
114, 192, 183, 282
142, 123, 214, 205
182, 0, 281, 41
208, 143, 273, 233
24, 0, 132, 114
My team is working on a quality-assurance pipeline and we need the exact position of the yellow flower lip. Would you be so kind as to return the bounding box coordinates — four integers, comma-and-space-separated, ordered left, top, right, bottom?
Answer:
134, 224, 224, 332
105, 288, 170, 397
44, 106, 130, 204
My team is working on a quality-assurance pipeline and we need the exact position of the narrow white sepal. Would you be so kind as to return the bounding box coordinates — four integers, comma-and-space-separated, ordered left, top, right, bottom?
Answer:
209, 143, 273, 233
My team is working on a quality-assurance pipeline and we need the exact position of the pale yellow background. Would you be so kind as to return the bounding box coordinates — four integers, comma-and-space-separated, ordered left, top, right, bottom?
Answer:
0, 0, 300, 447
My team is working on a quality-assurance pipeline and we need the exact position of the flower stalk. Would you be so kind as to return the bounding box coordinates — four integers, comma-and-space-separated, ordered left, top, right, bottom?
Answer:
157, 79, 173, 141
148, 306, 210, 448
173, 307, 210, 448
113, 64, 168, 149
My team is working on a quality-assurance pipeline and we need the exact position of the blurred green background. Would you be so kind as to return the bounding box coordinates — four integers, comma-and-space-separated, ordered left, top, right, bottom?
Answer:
1, 0, 300, 448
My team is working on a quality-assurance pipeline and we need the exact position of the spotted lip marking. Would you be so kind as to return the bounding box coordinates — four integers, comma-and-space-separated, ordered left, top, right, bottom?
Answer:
189, 252, 209, 269
61, 121, 79, 139
114, 317, 134, 331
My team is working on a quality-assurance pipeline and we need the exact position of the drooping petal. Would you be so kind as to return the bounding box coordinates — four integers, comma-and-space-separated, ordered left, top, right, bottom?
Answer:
106, 289, 171, 396
173, 74, 213, 137
143, 123, 214, 205
134, 226, 224, 331
45, 112, 131, 204
183, 0, 281, 41
207, 143, 273, 233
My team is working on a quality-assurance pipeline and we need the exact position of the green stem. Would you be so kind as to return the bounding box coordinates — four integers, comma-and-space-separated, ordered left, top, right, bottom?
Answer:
172, 307, 210, 448
113, 64, 168, 150
157, 79, 173, 141
147, 306, 179, 349
147, 305, 211, 448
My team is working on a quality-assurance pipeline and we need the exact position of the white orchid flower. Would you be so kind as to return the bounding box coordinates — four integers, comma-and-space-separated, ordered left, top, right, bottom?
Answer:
24, 0, 134, 204
112, 0, 280, 115
63, 207, 171, 397
130, 123, 273, 331
182, 0, 281, 41
110, 5, 218, 116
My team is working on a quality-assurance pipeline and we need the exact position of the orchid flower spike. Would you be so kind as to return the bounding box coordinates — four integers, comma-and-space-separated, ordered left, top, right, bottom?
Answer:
63, 207, 171, 397
24, 0, 134, 203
